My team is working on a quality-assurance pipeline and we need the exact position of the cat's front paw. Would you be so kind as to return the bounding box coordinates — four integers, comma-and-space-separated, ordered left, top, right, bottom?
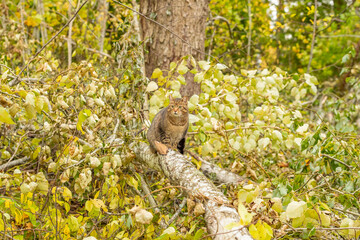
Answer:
154, 141, 168, 155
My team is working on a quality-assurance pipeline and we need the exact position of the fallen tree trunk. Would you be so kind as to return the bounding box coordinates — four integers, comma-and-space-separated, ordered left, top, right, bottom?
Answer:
131, 142, 253, 240
187, 150, 250, 185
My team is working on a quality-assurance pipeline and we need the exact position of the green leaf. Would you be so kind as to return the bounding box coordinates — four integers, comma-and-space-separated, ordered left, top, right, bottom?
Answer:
68, 215, 79, 232
193, 228, 204, 240
77, 109, 92, 134
0, 106, 15, 124
32, 146, 41, 160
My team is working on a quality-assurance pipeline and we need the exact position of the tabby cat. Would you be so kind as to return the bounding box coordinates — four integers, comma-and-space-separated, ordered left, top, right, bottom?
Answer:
147, 96, 189, 155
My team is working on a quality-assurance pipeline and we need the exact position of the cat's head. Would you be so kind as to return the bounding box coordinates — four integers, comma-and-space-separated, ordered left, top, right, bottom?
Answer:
167, 96, 188, 117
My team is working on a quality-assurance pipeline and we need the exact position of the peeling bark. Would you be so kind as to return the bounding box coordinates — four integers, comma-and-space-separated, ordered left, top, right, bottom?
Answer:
188, 151, 250, 185
131, 142, 253, 240
200, 159, 249, 185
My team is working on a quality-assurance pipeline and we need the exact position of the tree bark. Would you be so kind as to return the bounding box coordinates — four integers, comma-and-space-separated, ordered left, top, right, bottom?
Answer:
188, 150, 250, 185
68, 0, 73, 67
98, 0, 109, 53
139, 0, 208, 97
131, 142, 253, 240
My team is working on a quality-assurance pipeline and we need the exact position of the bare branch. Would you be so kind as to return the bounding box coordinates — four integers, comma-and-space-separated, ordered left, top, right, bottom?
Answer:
318, 34, 360, 38
166, 197, 187, 227
321, 154, 352, 169
0, 157, 30, 171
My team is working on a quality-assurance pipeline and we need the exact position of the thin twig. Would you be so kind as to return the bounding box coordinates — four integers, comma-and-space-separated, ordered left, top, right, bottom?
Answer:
287, 226, 360, 231
62, 37, 114, 58
316, 0, 355, 34
0, 64, 16, 75
207, 15, 233, 61
212, 16, 233, 39
63, 147, 99, 170
138, 172, 160, 213
321, 154, 352, 169
6, 133, 27, 165
166, 197, 187, 227
11, 0, 88, 86
307, 0, 317, 73
106, 118, 120, 145
333, 207, 360, 217
318, 34, 360, 38
295, 171, 318, 192
187, 125, 290, 135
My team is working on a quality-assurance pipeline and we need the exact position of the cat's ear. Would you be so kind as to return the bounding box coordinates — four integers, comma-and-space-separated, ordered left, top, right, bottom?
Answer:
181, 96, 188, 102
169, 95, 174, 103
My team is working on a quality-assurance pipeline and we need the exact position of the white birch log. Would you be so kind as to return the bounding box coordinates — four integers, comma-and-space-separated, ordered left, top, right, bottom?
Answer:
131, 142, 253, 240
188, 151, 250, 185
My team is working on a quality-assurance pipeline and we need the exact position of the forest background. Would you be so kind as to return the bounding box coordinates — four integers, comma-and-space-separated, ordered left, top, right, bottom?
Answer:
0, 0, 360, 239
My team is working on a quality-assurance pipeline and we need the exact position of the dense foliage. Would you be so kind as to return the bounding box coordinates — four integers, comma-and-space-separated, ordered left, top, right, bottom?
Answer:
0, 0, 360, 239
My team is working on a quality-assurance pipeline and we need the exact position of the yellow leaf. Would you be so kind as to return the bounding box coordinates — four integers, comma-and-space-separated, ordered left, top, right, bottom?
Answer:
151, 68, 162, 79
62, 187, 73, 201
0, 106, 15, 124
24, 14, 42, 27
177, 64, 189, 75
250, 221, 273, 240
249, 224, 259, 239
225, 221, 242, 230
158, 75, 166, 86
85, 200, 93, 212
63, 224, 70, 236
238, 202, 254, 225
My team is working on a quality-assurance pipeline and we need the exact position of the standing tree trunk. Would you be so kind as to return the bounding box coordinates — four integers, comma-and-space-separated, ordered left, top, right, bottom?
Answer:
139, 0, 208, 97
98, 0, 108, 53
